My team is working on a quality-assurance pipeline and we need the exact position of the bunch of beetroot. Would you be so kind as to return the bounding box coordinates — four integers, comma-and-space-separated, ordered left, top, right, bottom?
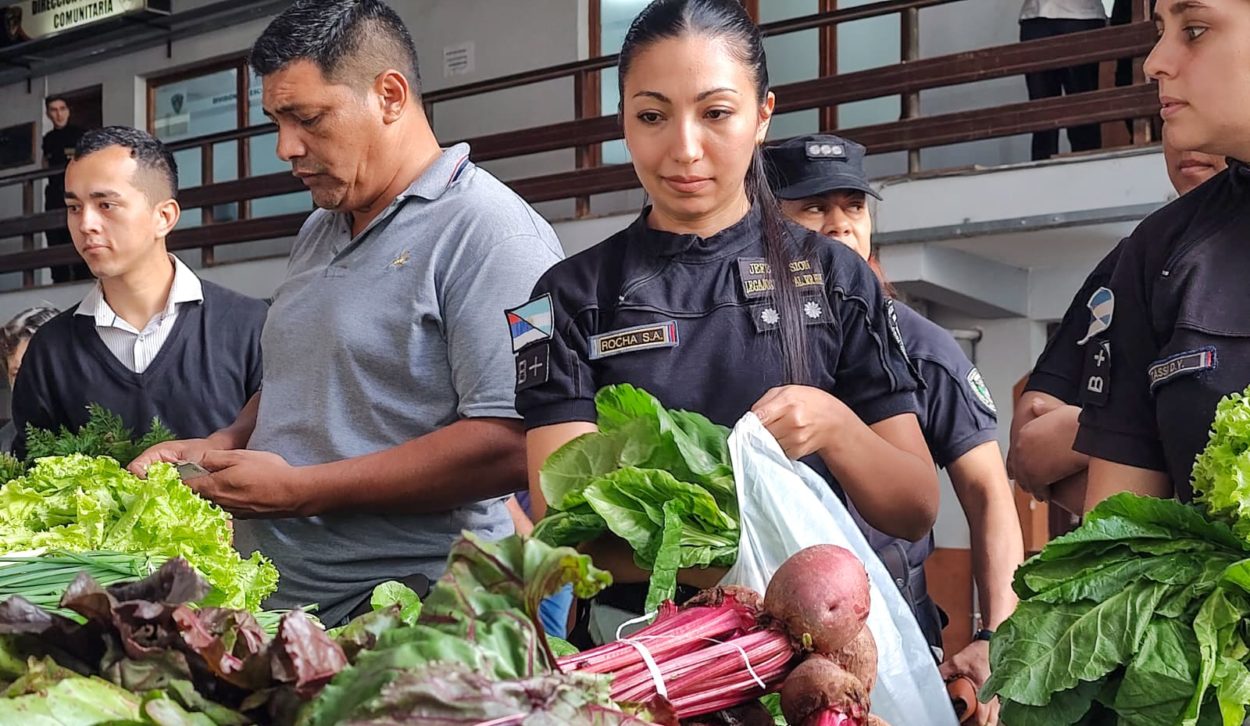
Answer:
560, 544, 892, 725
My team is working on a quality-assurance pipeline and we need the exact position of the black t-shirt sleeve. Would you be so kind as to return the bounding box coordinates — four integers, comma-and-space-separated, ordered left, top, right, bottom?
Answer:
1026, 241, 1125, 404
1073, 236, 1167, 471
514, 274, 598, 429
829, 258, 921, 425
917, 356, 999, 469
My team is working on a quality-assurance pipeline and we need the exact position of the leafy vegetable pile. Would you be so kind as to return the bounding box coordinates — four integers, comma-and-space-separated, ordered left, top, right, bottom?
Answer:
984, 386, 1250, 726
23, 403, 175, 466
0, 454, 278, 612
0, 558, 345, 725
301, 532, 644, 725
534, 384, 739, 611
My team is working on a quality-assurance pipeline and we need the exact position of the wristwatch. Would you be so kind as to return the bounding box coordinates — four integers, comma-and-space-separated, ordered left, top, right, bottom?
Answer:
973, 628, 994, 642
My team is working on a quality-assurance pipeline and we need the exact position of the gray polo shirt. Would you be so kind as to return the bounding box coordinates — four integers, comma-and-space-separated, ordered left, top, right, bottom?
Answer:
234, 143, 563, 625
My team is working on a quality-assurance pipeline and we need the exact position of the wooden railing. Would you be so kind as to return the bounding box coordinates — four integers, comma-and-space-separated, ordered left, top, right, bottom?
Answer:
0, 0, 1159, 287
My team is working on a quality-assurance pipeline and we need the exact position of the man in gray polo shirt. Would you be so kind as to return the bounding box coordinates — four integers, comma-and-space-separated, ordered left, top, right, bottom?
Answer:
132, 0, 563, 625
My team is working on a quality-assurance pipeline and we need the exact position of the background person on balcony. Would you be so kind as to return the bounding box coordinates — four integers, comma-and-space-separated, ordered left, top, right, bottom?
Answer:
10, 126, 267, 459
0, 305, 59, 452
1075, 0, 1250, 511
767, 133, 1024, 726
515, 0, 939, 646
130, 0, 563, 628
1009, 135, 1225, 514
42, 96, 90, 283
1019, 0, 1108, 160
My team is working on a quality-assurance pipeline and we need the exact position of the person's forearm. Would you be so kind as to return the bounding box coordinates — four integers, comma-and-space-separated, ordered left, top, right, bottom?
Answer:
299, 417, 527, 516
1015, 406, 1088, 487
964, 486, 1023, 629
1048, 470, 1087, 515
207, 393, 261, 450
820, 416, 938, 541
949, 443, 1024, 629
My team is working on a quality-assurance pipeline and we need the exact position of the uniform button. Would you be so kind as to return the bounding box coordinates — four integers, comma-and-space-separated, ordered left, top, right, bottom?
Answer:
895, 577, 905, 589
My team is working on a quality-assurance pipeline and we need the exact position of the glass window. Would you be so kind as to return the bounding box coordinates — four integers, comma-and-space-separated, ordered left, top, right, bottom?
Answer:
152, 68, 239, 143
599, 0, 651, 165
837, 0, 901, 129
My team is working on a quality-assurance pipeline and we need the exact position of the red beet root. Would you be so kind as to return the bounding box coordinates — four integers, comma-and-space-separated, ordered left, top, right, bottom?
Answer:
764, 545, 871, 654
780, 656, 870, 726
829, 627, 877, 693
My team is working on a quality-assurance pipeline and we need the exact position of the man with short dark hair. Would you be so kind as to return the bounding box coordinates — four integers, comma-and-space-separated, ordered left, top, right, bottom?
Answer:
12, 126, 267, 459
42, 96, 89, 283
132, 0, 564, 626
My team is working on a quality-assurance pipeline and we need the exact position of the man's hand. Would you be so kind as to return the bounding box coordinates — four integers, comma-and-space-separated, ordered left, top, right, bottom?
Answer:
940, 640, 998, 726
751, 385, 849, 460
1008, 401, 1086, 501
187, 449, 304, 519
129, 438, 216, 478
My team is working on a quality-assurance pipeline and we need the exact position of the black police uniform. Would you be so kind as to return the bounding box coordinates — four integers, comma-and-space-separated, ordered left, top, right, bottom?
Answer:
764, 133, 998, 651
1026, 241, 1125, 406
848, 301, 998, 649
513, 204, 921, 633
1074, 161, 1250, 501
41, 123, 89, 283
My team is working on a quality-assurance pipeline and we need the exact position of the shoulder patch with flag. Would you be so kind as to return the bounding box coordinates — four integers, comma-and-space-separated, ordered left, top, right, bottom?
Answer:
506, 294, 554, 352
967, 367, 996, 414
1077, 286, 1115, 345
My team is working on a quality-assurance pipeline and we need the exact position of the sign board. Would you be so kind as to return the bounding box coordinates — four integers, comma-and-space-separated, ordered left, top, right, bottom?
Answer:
1, 0, 170, 47
443, 41, 474, 78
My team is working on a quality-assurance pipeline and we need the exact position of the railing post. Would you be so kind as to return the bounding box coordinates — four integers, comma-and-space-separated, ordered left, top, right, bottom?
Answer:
21, 180, 34, 289
573, 69, 601, 219
901, 6, 921, 173
200, 143, 216, 267
1130, 0, 1153, 147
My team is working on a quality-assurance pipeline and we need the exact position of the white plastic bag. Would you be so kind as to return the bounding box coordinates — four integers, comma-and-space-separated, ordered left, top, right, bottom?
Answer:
721, 413, 958, 726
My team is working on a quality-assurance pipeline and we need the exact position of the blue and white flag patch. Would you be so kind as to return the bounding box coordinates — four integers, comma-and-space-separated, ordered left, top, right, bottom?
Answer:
505, 294, 554, 353
1078, 286, 1115, 345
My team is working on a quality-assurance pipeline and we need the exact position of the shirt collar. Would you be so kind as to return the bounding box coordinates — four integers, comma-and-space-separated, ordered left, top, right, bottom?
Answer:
76, 254, 203, 325
327, 143, 474, 244
402, 143, 474, 202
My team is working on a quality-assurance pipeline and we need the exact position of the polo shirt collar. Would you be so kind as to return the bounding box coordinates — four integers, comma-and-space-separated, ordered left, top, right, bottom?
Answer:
401, 143, 473, 202
76, 254, 204, 327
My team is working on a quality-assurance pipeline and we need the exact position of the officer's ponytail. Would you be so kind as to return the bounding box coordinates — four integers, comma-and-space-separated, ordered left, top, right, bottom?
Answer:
619, 0, 812, 384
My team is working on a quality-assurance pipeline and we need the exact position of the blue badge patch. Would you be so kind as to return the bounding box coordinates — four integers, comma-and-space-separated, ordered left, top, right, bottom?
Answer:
505, 294, 554, 353
588, 321, 679, 360
1078, 286, 1115, 345
515, 343, 550, 392
1148, 347, 1217, 391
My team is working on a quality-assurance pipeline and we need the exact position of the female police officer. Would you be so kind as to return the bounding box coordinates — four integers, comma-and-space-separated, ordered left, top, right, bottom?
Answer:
1010, 137, 1225, 514
1077, 0, 1250, 509
511, 0, 939, 642
766, 134, 1023, 725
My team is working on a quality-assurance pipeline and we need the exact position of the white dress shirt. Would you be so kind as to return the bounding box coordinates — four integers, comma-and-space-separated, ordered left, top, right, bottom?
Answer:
75, 255, 204, 374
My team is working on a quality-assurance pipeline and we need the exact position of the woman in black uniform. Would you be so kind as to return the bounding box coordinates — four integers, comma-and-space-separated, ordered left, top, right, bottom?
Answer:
1010, 138, 1225, 514
766, 134, 1023, 726
1076, 0, 1250, 509
512, 0, 939, 639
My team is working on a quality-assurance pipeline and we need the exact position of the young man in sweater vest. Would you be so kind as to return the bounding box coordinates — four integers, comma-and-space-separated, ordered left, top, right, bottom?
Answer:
11, 127, 267, 457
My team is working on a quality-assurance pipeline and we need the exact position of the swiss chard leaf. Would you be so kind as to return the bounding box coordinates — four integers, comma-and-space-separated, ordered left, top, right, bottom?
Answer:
984, 581, 1170, 706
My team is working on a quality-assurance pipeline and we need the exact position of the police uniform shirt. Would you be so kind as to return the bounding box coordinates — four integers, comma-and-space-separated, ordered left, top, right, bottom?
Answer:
1074, 161, 1250, 500
850, 301, 998, 647
41, 124, 84, 203
513, 205, 921, 496
1025, 241, 1125, 406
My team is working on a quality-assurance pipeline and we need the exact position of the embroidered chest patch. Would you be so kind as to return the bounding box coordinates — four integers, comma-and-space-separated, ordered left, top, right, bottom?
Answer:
589, 321, 680, 360
1148, 347, 1217, 391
